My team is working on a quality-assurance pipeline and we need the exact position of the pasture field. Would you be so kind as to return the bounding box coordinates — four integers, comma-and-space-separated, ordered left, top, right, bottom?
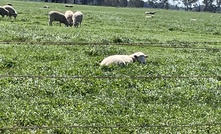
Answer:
0, 0, 221, 133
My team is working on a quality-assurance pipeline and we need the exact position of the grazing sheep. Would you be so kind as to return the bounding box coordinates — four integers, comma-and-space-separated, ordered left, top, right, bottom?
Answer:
2, 5, 17, 19
100, 52, 148, 66
73, 11, 83, 27
48, 11, 70, 27
0, 6, 9, 18
64, 10, 74, 26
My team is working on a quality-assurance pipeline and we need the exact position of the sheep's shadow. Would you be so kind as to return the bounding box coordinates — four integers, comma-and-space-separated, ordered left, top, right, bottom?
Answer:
100, 63, 128, 72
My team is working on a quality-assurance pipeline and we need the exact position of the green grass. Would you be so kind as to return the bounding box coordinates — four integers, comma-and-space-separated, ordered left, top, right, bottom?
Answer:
0, 0, 221, 133
1, 0, 221, 45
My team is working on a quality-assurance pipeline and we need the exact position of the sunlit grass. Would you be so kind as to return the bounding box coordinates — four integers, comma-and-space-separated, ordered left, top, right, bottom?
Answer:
0, 0, 220, 133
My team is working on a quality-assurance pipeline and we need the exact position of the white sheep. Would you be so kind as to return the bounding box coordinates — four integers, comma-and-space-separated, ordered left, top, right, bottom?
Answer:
100, 52, 148, 66
43, 5, 50, 8
145, 11, 156, 15
65, 4, 73, 7
48, 11, 70, 27
64, 10, 74, 26
7, 3, 13, 6
0, 6, 9, 18
2, 5, 17, 19
73, 11, 83, 27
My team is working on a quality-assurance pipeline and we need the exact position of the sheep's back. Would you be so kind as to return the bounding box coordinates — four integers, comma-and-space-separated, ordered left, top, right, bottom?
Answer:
73, 11, 83, 22
100, 55, 133, 66
64, 10, 74, 22
3, 5, 17, 15
65, 10, 74, 18
49, 11, 66, 21
0, 6, 9, 15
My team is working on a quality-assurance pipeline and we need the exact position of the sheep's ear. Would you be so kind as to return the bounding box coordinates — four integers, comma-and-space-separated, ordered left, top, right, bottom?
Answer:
145, 55, 148, 58
134, 55, 138, 59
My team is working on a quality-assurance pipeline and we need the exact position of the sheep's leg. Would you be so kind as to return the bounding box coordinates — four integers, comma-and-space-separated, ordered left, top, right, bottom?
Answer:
75, 22, 79, 27
48, 21, 52, 26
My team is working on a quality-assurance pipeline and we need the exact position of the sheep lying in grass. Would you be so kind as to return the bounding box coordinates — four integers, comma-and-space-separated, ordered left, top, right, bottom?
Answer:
65, 4, 73, 7
7, 3, 13, 6
43, 5, 50, 8
0, 6, 9, 18
48, 11, 70, 27
64, 10, 74, 26
100, 52, 148, 66
145, 11, 156, 14
3, 5, 17, 19
73, 11, 83, 27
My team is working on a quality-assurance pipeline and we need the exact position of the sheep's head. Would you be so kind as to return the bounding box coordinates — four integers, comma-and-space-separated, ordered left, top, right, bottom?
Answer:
12, 13, 17, 19
74, 22, 79, 27
131, 52, 148, 64
69, 22, 73, 27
